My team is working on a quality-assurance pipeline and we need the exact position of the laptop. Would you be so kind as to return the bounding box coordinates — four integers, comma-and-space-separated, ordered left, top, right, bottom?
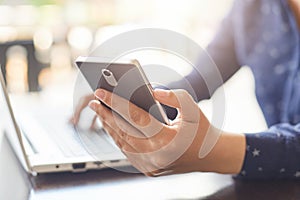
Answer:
0, 68, 131, 175
0, 131, 33, 200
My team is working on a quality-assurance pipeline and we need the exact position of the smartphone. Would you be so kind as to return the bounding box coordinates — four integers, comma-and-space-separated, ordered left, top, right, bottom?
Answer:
75, 56, 169, 125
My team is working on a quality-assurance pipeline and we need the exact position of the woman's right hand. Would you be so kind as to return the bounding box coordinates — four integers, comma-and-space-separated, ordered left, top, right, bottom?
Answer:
88, 88, 246, 176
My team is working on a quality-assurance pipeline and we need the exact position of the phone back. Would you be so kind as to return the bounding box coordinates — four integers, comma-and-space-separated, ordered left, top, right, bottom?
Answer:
76, 60, 167, 124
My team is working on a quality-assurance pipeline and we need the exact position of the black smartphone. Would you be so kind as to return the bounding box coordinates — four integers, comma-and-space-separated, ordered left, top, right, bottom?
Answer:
75, 56, 169, 125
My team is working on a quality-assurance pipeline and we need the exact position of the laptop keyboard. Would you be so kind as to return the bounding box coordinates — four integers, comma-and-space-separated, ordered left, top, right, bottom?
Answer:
50, 123, 88, 157
10, 92, 123, 160
36, 117, 119, 158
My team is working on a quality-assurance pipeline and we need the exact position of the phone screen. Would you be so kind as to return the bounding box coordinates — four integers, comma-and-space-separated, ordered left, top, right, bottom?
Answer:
76, 60, 168, 124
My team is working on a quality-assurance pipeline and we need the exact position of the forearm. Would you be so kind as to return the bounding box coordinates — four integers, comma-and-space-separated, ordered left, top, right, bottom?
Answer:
161, 60, 240, 120
167, 54, 240, 103
165, 4, 241, 103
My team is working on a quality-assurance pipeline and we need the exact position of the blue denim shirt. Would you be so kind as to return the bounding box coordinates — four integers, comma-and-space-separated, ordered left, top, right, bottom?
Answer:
213, 0, 300, 179
170, 0, 300, 179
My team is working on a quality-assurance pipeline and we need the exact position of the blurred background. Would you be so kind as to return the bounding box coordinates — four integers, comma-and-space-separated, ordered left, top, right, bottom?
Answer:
0, 0, 267, 133
0, 0, 233, 92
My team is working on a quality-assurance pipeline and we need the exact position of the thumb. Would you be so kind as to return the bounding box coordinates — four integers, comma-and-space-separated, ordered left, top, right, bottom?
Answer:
154, 89, 199, 122
153, 89, 180, 108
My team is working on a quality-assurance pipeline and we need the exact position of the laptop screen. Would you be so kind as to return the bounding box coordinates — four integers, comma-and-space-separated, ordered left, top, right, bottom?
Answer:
0, 70, 30, 171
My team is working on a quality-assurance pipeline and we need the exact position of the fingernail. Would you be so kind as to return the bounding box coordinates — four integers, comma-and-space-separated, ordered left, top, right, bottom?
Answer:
95, 89, 105, 100
88, 101, 97, 111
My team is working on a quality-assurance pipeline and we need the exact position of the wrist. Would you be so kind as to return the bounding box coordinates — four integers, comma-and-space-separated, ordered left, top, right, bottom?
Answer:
198, 127, 246, 174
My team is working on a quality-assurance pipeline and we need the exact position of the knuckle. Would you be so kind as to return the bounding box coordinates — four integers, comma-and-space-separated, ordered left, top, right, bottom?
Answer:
145, 170, 164, 177
124, 133, 131, 142
130, 109, 141, 124
129, 105, 150, 126
140, 113, 150, 126
168, 90, 176, 98
116, 120, 127, 133
152, 157, 166, 169
122, 145, 133, 154
176, 89, 196, 105
115, 138, 122, 148
117, 128, 126, 138
96, 107, 104, 118
105, 92, 112, 105
144, 172, 156, 177
177, 89, 188, 97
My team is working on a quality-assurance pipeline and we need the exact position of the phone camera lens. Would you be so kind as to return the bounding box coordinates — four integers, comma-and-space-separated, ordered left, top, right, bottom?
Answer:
103, 69, 112, 76
101, 69, 118, 87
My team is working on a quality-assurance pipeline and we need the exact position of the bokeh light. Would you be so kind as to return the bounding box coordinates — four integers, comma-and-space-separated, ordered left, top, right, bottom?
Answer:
0, 0, 233, 92
67, 26, 93, 50
33, 27, 53, 50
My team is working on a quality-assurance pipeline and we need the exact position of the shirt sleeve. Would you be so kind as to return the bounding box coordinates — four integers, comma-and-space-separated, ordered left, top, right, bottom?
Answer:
162, 4, 240, 120
169, 4, 240, 100
236, 123, 300, 180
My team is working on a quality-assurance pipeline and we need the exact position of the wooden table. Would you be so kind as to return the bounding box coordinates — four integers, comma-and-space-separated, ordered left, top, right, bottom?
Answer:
29, 168, 300, 200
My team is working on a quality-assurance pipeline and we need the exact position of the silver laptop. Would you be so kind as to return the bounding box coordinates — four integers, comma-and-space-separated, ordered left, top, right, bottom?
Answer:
0, 131, 33, 200
0, 68, 130, 175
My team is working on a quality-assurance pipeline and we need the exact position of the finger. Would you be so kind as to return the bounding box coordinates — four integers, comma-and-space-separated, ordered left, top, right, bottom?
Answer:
72, 94, 95, 125
89, 100, 145, 139
154, 89, 196, 109
89, 100, 179, 174
101, 122, 155, 173
101, 121, 136, 153
94, 89, 165, 137
102, 121, 165, 174
102, 121, 163, 174
89, 115, 98, 131
154, 89, 199, 122
89, 100, 150, 151
153, 89, 180, 108
145, 169, 174, 177
89, 100, 174, 153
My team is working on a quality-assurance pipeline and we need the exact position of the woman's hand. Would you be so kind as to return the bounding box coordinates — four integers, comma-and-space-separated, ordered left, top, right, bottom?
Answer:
89, 88, 246, 176
70, 94, 100, 131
